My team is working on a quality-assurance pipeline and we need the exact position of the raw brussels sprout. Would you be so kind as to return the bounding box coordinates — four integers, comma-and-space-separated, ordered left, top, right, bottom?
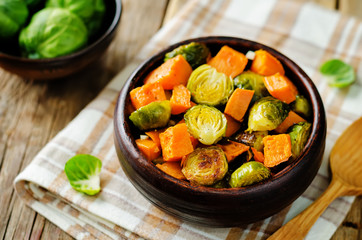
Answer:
0, 0, 28, 39
164, 42, 210, 69
46, 0, 106, 36
19, 8, 88, 59
288, 122, 311, 158
187, 64, 234, 106
247, 96, 289, 132
129, 100, 171, 131
234, 71, 269, 102
184, 105, 227, 145
229, 161, 271, 188
234, 131, 268, 152
64, 154, 102, 195
182, 146, 228, 186
291, 95, 312, 119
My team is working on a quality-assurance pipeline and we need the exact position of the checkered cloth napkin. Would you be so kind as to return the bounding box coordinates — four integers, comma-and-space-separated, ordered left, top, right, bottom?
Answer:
14, 0, 362, 239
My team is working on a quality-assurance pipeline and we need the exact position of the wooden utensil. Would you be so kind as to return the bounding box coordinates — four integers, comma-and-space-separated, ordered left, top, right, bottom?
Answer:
268, 117, 362, 240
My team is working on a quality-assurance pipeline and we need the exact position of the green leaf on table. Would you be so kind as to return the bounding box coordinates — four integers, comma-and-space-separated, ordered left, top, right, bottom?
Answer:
64, 154, 102, 195
319, 59, 355, 88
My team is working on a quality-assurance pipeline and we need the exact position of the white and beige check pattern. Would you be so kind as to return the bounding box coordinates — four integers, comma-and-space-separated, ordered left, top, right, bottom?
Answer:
15, 0, 362, 239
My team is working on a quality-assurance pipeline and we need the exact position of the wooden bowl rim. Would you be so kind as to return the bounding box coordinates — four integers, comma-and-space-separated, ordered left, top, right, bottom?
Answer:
114, 36, 326, 197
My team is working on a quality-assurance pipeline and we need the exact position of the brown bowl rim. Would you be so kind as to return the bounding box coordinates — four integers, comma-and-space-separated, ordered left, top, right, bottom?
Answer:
0, 0, 122, 63
115, 36, 326, 197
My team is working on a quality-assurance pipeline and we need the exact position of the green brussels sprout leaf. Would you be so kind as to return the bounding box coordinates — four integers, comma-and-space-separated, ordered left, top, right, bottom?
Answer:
229, 161, 270, 188
288, 122, 312, 158
184, 105, 227, 145
247, 96, 289, 132
164, 42, 211, 69
64, 154, 102, 195
129, 100, 171, 131
19, 8, 88, 59
187, 64, 234, 106
319, 59, 355, 88
182, 146, 228, 186
0, 0, 28, 38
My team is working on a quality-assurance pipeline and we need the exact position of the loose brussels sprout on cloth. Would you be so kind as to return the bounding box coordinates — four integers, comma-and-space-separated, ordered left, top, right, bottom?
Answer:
182, 146, 228, 186
46, 0, 106, 36
129, 100, 171, 131
0, 0, 28, 39
19, 8, 88, 59
247, 96, 289, 132
229, 161, 271, 188
187, 64, 234, 106
164, 42, 211, 69
291, 95, 312, 119
234, 71, 270, 102
288, 122, 312, 158
64, 154, 102, 195
184, 105, 227, 145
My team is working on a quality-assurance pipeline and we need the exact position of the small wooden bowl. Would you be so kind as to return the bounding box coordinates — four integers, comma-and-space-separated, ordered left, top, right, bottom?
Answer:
114, 36, 327, 227
0, 0, 122, 80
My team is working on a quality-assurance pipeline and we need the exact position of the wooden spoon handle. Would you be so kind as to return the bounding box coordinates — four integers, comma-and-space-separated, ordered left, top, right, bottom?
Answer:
268, 177, 349, 240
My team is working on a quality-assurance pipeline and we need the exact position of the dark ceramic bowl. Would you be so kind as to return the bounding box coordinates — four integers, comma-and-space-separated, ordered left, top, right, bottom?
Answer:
0, 0, 121, 80
114, 36, 326, 227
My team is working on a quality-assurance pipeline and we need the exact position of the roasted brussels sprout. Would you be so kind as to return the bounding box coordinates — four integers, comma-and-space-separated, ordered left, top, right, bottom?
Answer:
19, 8, 88, 59
182, 146, 228, 186
234, 131, 268, 152
288, 122, 311, 158
247, 96, 289, 131
229, 161, 271, 188
0, 0, 28, 39
129, 100, 171, 131
291, 95, 312, 119
164, 42, 210, 69
46, 0, 106, 36
234, 71, 269, 102
187, 64, 234, 106
184, 105, 227, 145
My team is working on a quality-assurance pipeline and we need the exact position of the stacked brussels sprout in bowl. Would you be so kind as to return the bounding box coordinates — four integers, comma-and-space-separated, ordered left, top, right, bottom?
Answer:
114, 36, 326, 226
0, 0, 121, 79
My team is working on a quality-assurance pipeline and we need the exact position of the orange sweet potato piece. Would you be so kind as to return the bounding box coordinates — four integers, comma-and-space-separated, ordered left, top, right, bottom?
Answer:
217, 140, 250, 162
274, 111, 306, 133
170, 84, 192, 115
135, 139, 161, 161
159, 123, 194, 161
130, 82, 166, 109
251, 147, 265, 163
250, 49, 285, 76
264, 72, 298, 104
208, 45, 248, 78
156, 161, 186, 180
263, 134, 292, 167
145, 129, 165, 147
144, 55, 193, 90
224, 114, 241, 137
224, 89, 254, 122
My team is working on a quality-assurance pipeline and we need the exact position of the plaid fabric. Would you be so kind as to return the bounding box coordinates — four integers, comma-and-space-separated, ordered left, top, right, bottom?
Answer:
14, 0, 362, 239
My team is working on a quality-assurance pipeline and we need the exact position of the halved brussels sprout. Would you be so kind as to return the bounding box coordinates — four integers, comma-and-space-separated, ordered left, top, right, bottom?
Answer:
234, 71, 269, 102
229, 161, 271, 188
182, 146, 228, 186
291, 95, 312, 119
288, 122, 311, 158
129, 100, 171, 131
164, 42, 210, 69
234, 130, 268, 152
247, 96, 289, 132
184, 105, 227, 145
187, 64, 234, 106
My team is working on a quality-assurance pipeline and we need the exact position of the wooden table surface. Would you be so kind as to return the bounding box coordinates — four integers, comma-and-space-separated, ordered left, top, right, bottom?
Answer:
0, 0, 361, 239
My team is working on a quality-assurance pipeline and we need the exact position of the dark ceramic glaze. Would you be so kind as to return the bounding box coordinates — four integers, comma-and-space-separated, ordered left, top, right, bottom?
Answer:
0, 0, 122, 80
114, 36, 327, 227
